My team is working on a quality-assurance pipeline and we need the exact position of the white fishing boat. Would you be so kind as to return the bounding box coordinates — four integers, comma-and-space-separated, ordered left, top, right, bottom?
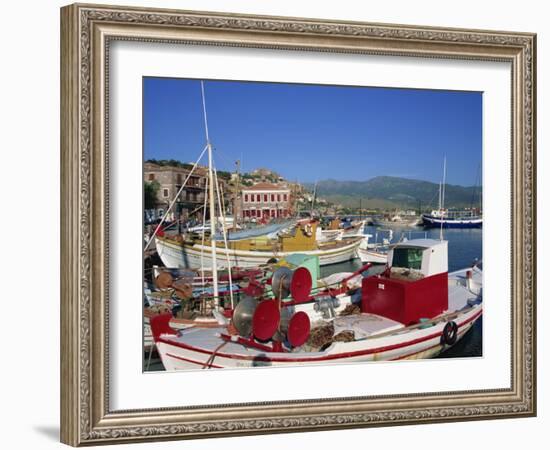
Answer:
372, 214, 421, 228
151, 238, 483, 370
317, 219, 366, 242
341, 220, 367, 238
144, 254, 369, 351
315, 227, 343, 243
155, 220, 362, 269
357, 235, 387, 264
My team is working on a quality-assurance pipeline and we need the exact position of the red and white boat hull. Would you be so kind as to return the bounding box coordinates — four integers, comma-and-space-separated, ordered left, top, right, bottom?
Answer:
153, 305, 482, 370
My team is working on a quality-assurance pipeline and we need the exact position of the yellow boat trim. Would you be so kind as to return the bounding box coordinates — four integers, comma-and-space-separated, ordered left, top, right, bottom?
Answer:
156, 236, 361, 258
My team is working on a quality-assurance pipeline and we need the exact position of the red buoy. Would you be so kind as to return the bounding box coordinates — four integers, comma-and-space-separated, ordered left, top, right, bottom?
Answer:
290, 267, 312, 303
287, 311, 311, 347
252, 300, 280, 341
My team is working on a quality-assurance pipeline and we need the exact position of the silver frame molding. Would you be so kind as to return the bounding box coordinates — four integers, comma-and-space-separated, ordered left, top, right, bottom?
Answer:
60, 3, 536, 446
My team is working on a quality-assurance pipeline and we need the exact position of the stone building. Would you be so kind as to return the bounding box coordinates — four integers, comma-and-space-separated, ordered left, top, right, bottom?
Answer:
241, 182, 291, 221
144, 162, 225, 221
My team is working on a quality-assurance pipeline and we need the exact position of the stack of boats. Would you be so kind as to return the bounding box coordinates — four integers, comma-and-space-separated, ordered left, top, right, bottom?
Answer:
149, 238, 483, 369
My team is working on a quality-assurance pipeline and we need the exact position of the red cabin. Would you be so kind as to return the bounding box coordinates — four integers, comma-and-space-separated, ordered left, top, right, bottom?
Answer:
361, 239, 449, 325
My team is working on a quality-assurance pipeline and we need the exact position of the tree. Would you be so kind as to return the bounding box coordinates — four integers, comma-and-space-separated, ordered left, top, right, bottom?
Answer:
144, 180, 160, 209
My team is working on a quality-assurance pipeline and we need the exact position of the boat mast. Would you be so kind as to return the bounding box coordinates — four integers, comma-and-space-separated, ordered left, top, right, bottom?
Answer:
201, 81, 219, 307
441, 156, 447, 212
438, 181, 442, 212
233, 159, 240, 232
440, 156, 447, 240
310, 180, 317, 217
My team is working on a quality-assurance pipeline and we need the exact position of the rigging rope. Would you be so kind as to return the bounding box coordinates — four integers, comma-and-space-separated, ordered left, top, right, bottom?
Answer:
213, 164, 235, 309
200, 176, 209, 287
144, 144, 208, 251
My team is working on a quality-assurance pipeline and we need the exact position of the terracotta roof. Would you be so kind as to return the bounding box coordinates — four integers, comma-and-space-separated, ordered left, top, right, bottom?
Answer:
243, 182, 289, 191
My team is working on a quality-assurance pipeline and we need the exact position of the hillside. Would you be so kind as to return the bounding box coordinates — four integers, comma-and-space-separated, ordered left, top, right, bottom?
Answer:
306, 176, 481, 209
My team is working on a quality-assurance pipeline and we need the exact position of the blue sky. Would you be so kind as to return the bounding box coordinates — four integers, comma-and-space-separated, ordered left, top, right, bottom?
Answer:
143, 78, 482, 186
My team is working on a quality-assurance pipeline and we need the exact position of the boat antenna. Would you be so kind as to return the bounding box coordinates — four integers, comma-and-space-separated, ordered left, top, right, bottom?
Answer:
438, 181, 442, 212
440, 155, 447, 241
310, 180, 317, 217
201, 81, 219, 307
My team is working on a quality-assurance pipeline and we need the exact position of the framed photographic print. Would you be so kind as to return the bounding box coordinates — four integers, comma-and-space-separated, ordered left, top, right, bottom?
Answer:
60, 3, 536, 446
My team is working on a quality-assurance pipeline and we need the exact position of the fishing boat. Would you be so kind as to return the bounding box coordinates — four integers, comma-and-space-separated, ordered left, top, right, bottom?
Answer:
150, 238, 483, 370
357, 234, 388, 264
186, 216, 241, 234
315, 227, 343, 243
316, 218, 366, 243
155, 219, 362, 269
341, 219, 367, 238
357, 229, 430, 264
144, 253, 370, 351
372, 214, 421, 228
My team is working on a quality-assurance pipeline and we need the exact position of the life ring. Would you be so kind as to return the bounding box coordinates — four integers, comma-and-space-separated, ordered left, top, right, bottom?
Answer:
303, 224, 313, 237
441, 321, 458, 346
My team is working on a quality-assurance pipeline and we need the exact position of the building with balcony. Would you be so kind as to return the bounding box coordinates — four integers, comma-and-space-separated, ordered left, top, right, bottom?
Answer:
144, 162, 218, 221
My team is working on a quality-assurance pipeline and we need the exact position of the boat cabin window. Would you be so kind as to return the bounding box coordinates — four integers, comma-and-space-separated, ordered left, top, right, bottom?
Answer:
392, 247, 423, 270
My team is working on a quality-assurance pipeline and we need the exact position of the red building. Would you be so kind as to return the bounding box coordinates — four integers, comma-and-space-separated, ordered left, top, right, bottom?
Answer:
242, 183, 291, 220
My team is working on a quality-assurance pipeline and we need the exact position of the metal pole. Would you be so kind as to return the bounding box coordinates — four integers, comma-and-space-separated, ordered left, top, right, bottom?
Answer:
201, 81, 219, 308
440, 156, 447, 241
214, 167, 234, 309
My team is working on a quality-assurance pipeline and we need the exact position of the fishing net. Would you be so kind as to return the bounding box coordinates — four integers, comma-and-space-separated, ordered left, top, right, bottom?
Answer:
305, 323, 356, 350
339, 304, 361, 316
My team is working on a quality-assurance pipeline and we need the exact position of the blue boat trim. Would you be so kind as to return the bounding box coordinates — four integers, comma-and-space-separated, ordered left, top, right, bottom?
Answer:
422, 214, 482, 229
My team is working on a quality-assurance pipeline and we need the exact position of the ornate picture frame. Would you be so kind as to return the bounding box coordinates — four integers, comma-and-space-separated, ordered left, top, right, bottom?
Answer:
60, 3, 536, 446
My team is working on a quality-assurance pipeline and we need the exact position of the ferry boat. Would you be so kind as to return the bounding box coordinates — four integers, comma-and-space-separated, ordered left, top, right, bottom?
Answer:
150, 238, 483, 370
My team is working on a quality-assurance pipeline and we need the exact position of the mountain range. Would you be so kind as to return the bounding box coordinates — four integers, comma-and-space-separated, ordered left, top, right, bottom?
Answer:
305, 176, 482, 209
